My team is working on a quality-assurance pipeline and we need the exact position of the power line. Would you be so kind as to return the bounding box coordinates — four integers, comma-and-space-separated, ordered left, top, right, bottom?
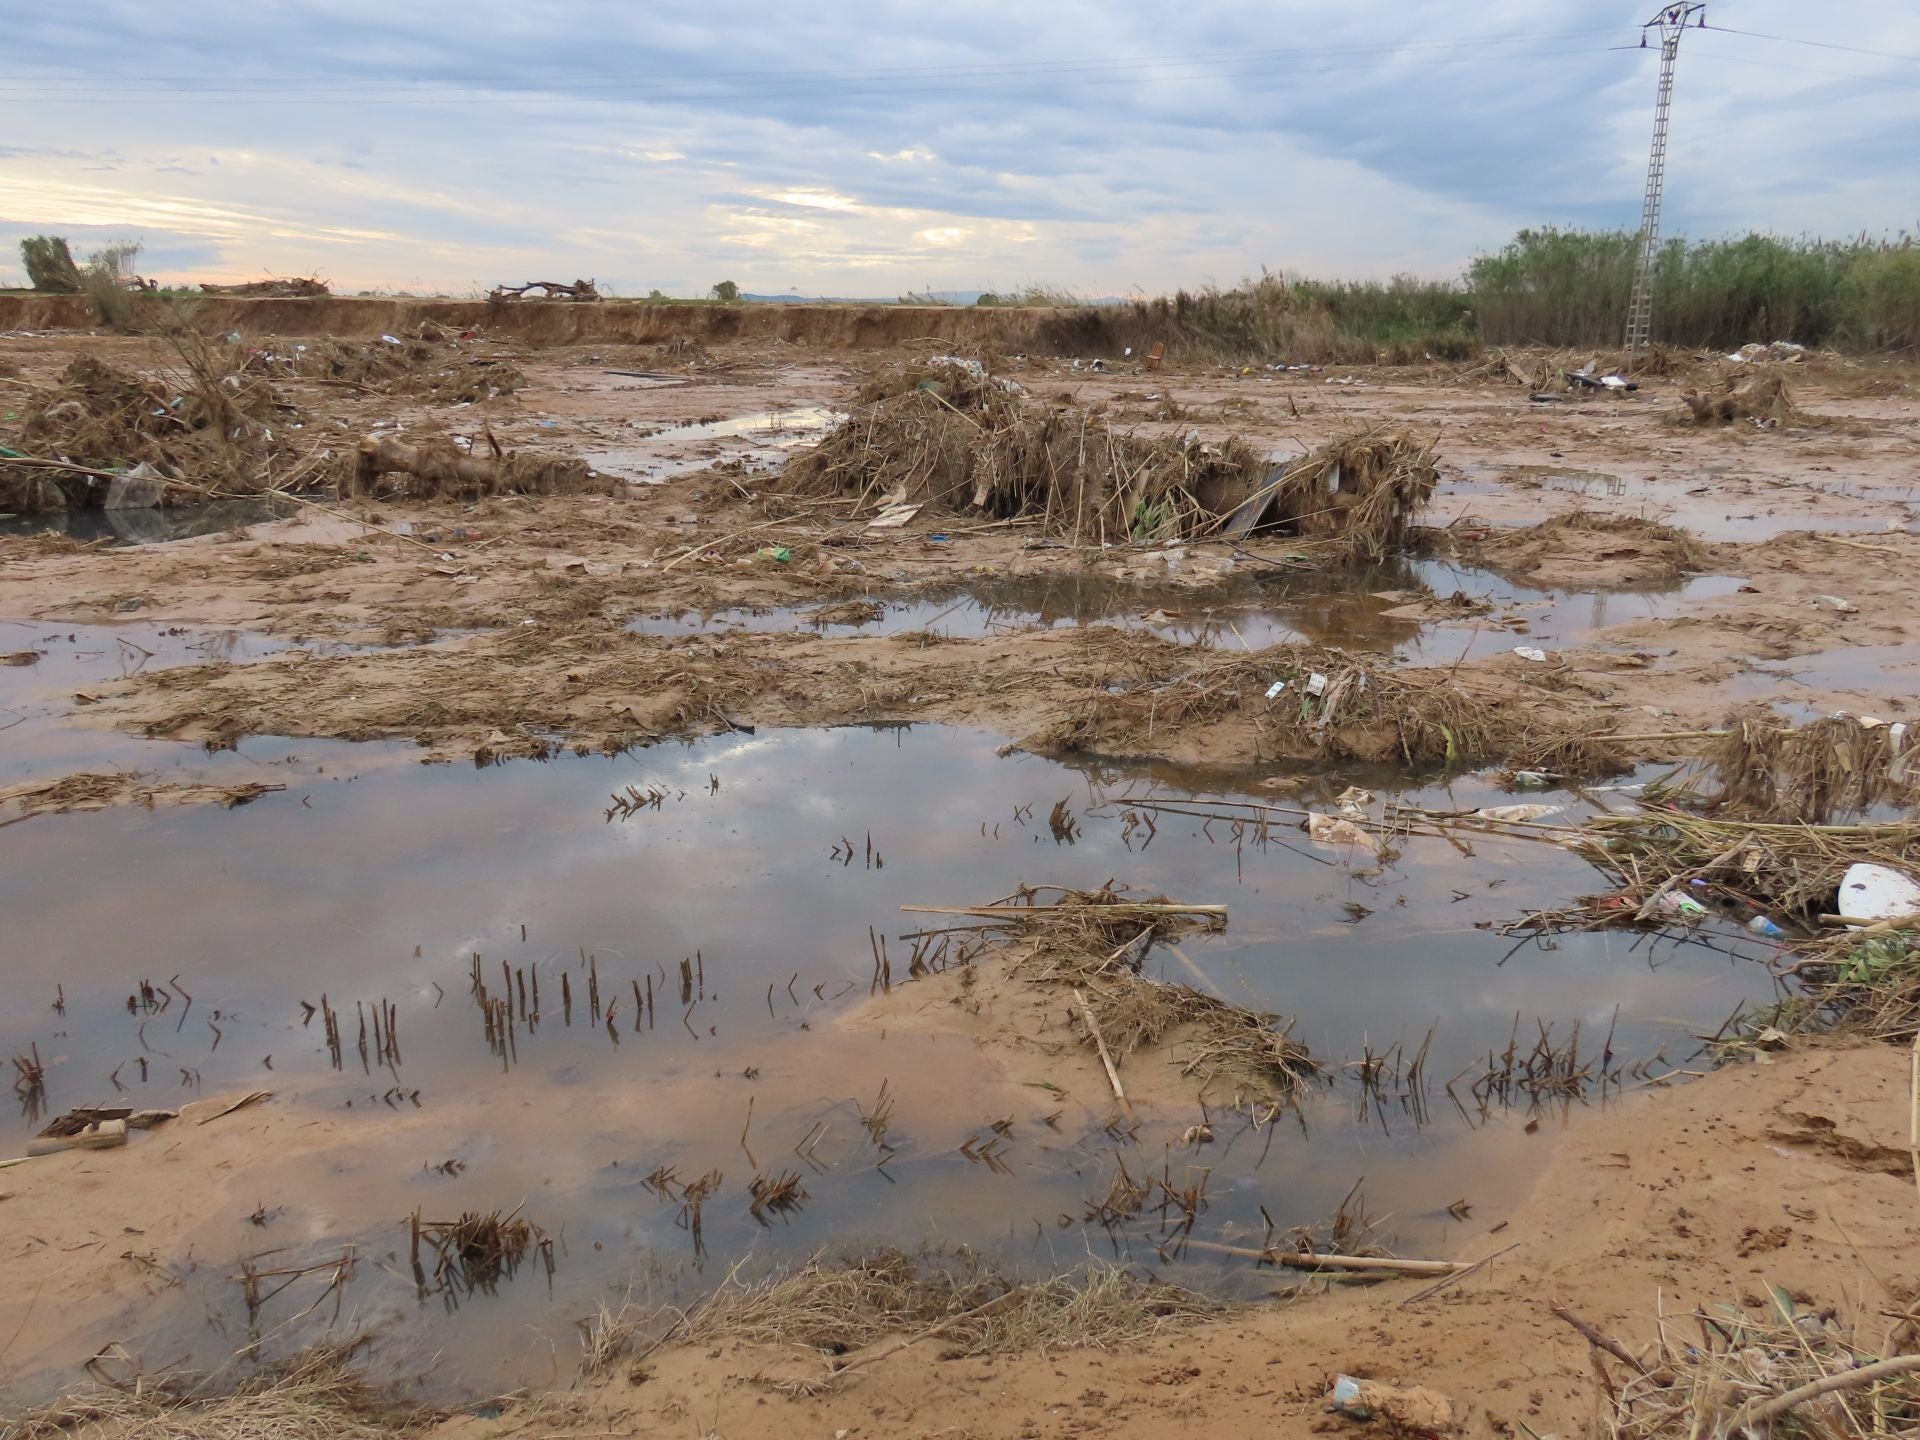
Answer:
1689, 48, 1920, 92
0, 29, 1635, 99
1702, 23, 1920, 66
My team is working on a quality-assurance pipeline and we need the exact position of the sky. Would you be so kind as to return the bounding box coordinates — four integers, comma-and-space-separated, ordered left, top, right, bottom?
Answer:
0, 1, 1916, 298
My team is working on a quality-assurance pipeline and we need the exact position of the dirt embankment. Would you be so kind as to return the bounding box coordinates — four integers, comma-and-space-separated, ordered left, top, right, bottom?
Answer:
0, 294, 1059, 350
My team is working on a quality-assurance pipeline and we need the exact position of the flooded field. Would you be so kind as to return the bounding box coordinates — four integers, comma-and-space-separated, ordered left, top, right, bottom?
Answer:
0, 715, 1777, 1401
631, 563, 1746, 662
3, 325, 1916, 1437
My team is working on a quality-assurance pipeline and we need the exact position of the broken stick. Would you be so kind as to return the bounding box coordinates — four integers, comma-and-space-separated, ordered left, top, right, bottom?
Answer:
1072, 986, 1134, 1119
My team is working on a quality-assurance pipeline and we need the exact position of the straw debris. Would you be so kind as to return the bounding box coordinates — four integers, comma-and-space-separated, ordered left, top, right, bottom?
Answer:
0, 348, 305, 512
1693, 712, 1919, 823
1025, 640, 1626, 776
779, 359, 1435, 558
953, 884, 1318, 1104
245, 334, 524, 403
1677, 370, 1811, 427
3, 1343, 432, 1440
672, 1248, 1218, 1360
1593, 1295, 1920, 1440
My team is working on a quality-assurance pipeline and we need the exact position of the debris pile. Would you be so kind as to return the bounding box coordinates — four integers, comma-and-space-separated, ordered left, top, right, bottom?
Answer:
1025, 640, 1624, 775
920, 883, 1319, 1104
489, 279, 601, 302
1696, 712, 1918, 823
199, 277, 331, 298
345, 434, 598, 501
246, 333, 524, 402
1677, 371, 1808, 427
779, 358, 1435, 557
0, 351, 304, 512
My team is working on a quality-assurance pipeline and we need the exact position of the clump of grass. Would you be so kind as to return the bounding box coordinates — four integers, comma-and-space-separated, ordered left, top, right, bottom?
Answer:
1693, 713, 1920, 823
675, 1248, 1219, 1360
783, 360, 1436, 555
1025, 637, 1624, 777
5, 1343, 433, 1440
971, 883, 1319, 1104
1597, 1295, 1920, 1440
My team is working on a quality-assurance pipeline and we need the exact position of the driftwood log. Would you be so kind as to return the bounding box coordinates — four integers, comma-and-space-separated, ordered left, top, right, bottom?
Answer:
349, 436, 598, 500
488, 279, 601, 303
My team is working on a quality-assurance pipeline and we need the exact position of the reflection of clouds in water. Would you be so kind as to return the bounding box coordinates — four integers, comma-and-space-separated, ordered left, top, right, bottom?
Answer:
0, 726, 1774, 1150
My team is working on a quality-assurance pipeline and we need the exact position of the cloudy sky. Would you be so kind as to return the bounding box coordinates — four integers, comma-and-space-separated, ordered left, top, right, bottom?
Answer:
1, 1, 1915, 297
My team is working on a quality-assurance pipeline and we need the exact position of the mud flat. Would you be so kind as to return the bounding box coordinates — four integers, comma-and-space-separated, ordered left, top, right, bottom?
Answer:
3, 324, 1918, 1439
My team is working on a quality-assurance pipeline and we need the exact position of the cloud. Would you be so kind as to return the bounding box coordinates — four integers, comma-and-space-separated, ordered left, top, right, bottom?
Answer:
0, 0, 1912, 294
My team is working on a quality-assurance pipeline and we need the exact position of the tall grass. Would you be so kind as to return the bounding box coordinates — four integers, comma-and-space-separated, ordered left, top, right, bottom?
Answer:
1007, 230, 1920, 362
1469, 228, 1920, 350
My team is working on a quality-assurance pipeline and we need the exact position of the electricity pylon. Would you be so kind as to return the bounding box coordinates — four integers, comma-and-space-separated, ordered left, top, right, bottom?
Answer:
1625, 3, 1705, 354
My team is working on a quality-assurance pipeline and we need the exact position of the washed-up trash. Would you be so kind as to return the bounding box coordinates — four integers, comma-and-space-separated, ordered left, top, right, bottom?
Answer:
1655, 891, 1709, 921
104, 460, 166, 511
1509, 770, 1552, 789
1475, 803, 1558, 823
1815, 595, 1858, 613
865, 501, 923, 530
1306, 672, 1329, 696
1838, 862, 1920, 928
1335, 786, 1376, 818
1327, 1374, 1457, 1432
1747, 914, 1787, 938
1308, 812, 1380, 856
1265, 680, 1289, 700
1727, 340, 1807, 363
756, 546, 792, 564
1512, 646, 1549, 663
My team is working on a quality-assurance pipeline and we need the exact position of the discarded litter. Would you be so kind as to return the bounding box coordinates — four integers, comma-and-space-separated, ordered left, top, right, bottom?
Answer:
1264, 680, 1289, 700
1654, 892, 1709, 921
1838, 862, 1920, 929
757, 546, 792, 564
1308, 812, 1381, 856
1746, 914, 1786, 939
1475, 803, 1558, 823
1512, 646, 1549, 663
1305, 672, 1329, 696
1815, 595, 1858, 614
1326, 1374, 1456, 1432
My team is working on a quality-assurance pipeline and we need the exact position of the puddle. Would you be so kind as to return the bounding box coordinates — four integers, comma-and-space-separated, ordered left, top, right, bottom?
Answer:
585, 405, 840, 485
631, 564, 1746, 661
0, 497, 294, 546
1730, 643, 1920, 713
1443, 462, 1920, 542
0, 723, 1780, 1401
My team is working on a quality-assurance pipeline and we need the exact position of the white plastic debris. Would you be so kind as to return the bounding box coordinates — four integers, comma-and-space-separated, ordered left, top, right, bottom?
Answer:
1307, 812, 1380, 856
1264, 680, 1288, 700
1838, 863, 1920, 929
379, 334, 403, 346
1513, 646, 1549, 663
1815, 595, 1858, 613
1305, 672, 1329, 696
1475, 803, 1559, 823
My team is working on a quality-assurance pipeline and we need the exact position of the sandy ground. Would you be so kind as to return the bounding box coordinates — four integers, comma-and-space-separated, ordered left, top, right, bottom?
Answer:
4, 326, 1919, 1431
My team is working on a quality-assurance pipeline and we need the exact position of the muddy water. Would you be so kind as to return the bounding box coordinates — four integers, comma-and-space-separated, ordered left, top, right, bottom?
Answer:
584, 405, 840, 484
631, 563, 1745, 662
1443, 462, 1920, 540
0, 720, 1780, 1401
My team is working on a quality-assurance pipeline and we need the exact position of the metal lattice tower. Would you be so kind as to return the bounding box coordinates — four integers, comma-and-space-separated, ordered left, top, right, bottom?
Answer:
1625, 3, 1705, 354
